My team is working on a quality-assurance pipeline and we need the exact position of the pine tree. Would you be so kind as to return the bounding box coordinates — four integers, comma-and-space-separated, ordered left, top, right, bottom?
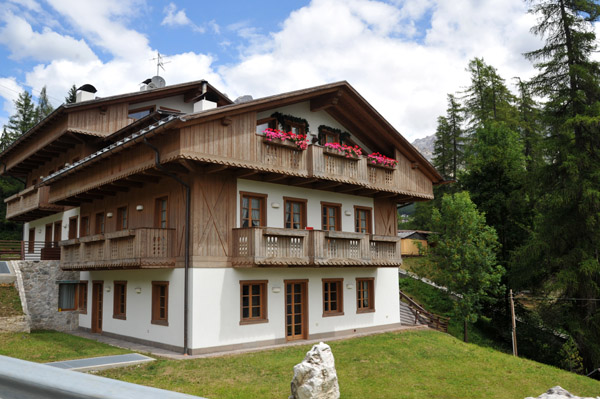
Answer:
433, 95, 465, 180
514, 0, 600, 368
5, 90, 35, 139
514, 78, 543, 171
35, 86, 54, 123
65, 84, 77, 104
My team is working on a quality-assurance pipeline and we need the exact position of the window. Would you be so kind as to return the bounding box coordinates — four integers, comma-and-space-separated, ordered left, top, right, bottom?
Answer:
68, 217, 78, 240
155, 197, 168, 228
53, 221, 61, 246
354, 206, 372, 234
240, 192, 266, 227
44, 224, 52, 248
323, 279, 344, 316
323, 130, 340, 144
128, 106, 154, 120
284, 197, 307, 229
78, 281, 88, 313
321, 202, 341, 231
58, 282, 88, 312
356, 278, 375, 313
113, 281, 127, 319
256, 117, 277, 133
240, 280, 268, 324
285, 120, 306, 136
95, 212, 105, 235
117, 206, 128, 231
151, 281, 169, 325
80, 216, 90, 237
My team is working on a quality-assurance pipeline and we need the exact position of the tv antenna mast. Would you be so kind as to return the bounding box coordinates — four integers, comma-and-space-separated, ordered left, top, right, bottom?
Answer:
150, 52, 171, 76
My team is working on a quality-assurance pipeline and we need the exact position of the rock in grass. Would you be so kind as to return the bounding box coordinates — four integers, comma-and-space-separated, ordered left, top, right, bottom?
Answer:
289, 342, 340, 399
525, 386, 600, 399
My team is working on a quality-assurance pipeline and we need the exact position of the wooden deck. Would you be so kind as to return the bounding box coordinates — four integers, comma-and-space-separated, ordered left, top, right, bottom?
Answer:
60, 228, 176, 270
5, 186, 64, 222
231, 227, 401, 267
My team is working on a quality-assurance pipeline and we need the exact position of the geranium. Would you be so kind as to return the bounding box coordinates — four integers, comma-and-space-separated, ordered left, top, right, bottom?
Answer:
263, 128, 309, 150
367, 152, 398, 167
324, 142, 362, 158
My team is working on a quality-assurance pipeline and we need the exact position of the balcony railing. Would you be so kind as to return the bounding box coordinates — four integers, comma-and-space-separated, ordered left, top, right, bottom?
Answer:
0, 240, 61, 261
231, 227, 401, 267
5, 186, 64, 222
60, 228, 176, 270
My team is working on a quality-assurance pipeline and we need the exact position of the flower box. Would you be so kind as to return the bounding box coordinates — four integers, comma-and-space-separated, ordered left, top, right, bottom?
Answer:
262, 137, 300, 150
367, 161, 397, 170
323, 146, 360, 160
366, 153, 398, 169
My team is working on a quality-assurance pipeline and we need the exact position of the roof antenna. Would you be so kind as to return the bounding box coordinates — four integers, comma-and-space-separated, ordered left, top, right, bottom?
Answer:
150, 52, 171, 76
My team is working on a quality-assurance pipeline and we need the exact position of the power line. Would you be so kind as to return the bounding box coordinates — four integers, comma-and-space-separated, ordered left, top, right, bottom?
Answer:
0, 82, 64, 104
516, 296, 600, 302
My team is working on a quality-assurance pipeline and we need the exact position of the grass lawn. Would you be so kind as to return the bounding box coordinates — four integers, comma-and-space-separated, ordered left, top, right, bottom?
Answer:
99, 330, 600, 399
0, 330, 129, 362
0, 283, 23, 317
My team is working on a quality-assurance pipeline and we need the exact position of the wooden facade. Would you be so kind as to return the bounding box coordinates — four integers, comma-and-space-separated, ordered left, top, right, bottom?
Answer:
0, 80, 443, 271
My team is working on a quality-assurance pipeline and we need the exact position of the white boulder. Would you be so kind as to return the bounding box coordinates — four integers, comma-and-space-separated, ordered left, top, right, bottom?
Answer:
289, 342, 340, 399
525, 386, 600, 399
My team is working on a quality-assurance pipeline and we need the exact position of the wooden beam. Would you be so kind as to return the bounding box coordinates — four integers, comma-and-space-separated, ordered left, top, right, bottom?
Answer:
89, 189, 116, 197
162, 163, 189, 175
77, 193, 104, 200
126, 175, 159, 184
104, 184, 129, 192
71, 196, 93, 203
314, 181, 342, 190
310, 90, 343, 112
262, 175, 288, 183
235, 169, 259, 178
203, 164, 228, 174
179, 159, 203, 174
117, 179, 143, 188
336, 186, 361, 194
221, 117, 233, 126
183, 89, 203, 103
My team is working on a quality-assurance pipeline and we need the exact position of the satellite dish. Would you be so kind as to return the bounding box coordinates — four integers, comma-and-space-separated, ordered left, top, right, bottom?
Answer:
77, 84, 97, 93
147, 76, 166, 89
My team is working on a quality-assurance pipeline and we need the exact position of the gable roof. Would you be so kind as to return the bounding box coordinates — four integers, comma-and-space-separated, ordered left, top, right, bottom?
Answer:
0, 80, 231, 166
40, 80, 444, 186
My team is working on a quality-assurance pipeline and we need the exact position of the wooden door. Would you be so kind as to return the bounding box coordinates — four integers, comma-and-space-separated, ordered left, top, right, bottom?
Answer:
44, 224, 52, 248
68, 217, 78, 240
53, 221, 61, 246
92, 281, 103, 333
285, 280, 308, 341
28, 228, 35, 254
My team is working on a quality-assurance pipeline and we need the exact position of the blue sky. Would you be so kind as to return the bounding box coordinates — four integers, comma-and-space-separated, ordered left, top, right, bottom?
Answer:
0, 0, 544, 140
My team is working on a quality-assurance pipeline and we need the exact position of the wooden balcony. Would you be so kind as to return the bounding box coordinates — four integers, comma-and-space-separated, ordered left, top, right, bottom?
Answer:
231, 227, 401, 267
308, 145, 401, 193
5, 186, 64, 222
60, 228, 176, 270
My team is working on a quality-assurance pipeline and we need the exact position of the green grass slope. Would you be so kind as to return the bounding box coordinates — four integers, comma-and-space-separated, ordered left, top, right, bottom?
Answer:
99, 330, 600, 399
0, 283, 23, 317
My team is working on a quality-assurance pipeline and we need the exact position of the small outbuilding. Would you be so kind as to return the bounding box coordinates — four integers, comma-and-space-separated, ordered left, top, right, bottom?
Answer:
397, 230, 432, 256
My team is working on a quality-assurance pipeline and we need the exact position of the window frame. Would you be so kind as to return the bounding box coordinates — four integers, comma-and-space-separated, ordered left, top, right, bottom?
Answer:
354, 206, 373, 234
356, 277, 375, 313
151, 281, 169, 326
68, 216, 78, 240
113, 281, 127, 320
128, 105, 155, 120
58, 283, 78, 311
240, 191, 267, 228
283, 197, 307, 230
284, 119, 306, 136
256, 117, 277, 133
95, 212, 105, 235
154, 196, 169, 228
239, 280, 269, 325
321, 201, 342, 231
322, 278, 344, 317
80, 215, 90, 237
116, 206, 128, 231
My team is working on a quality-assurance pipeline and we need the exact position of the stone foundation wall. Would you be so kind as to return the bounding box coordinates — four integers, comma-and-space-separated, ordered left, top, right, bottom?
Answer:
0, 316, 30, 333
13, 261, 79, 331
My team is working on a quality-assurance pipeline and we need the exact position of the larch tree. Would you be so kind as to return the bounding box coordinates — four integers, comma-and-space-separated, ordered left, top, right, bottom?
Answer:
514, 0, 600, 368
65, 84, 77, 104
5, 90, 36, 140
35, 86, 54, 123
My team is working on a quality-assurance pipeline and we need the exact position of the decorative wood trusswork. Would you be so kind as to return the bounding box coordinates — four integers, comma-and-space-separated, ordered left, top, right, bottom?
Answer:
231, 227, 401, 267
60, 228, 176, 270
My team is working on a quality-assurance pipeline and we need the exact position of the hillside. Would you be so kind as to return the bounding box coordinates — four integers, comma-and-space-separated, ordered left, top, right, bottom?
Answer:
98, 330, 600, 399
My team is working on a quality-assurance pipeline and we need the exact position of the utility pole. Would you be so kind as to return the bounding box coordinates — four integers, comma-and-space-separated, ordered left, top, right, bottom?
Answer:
510, 289, 518, 357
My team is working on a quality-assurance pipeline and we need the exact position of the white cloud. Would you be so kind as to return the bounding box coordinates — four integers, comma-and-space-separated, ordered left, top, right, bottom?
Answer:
0, 12, 97, 63
220, 0, 541, 141
6, 0, 42, 12
161, 2, 204, 33
0, 77, 23, 120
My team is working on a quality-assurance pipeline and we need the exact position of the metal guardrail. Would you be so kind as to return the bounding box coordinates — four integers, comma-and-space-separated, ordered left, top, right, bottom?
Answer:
0, 355, 207, 399
399, 290, 450, 333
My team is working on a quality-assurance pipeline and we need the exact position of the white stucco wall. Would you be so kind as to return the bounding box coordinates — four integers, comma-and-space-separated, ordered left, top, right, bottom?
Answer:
129, 94, 194, 114
23, 208, 80, 241
237, 179, 374, 232
257, 101, 372, 152
78, 269, 184, 348
190, 267, 399, 350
